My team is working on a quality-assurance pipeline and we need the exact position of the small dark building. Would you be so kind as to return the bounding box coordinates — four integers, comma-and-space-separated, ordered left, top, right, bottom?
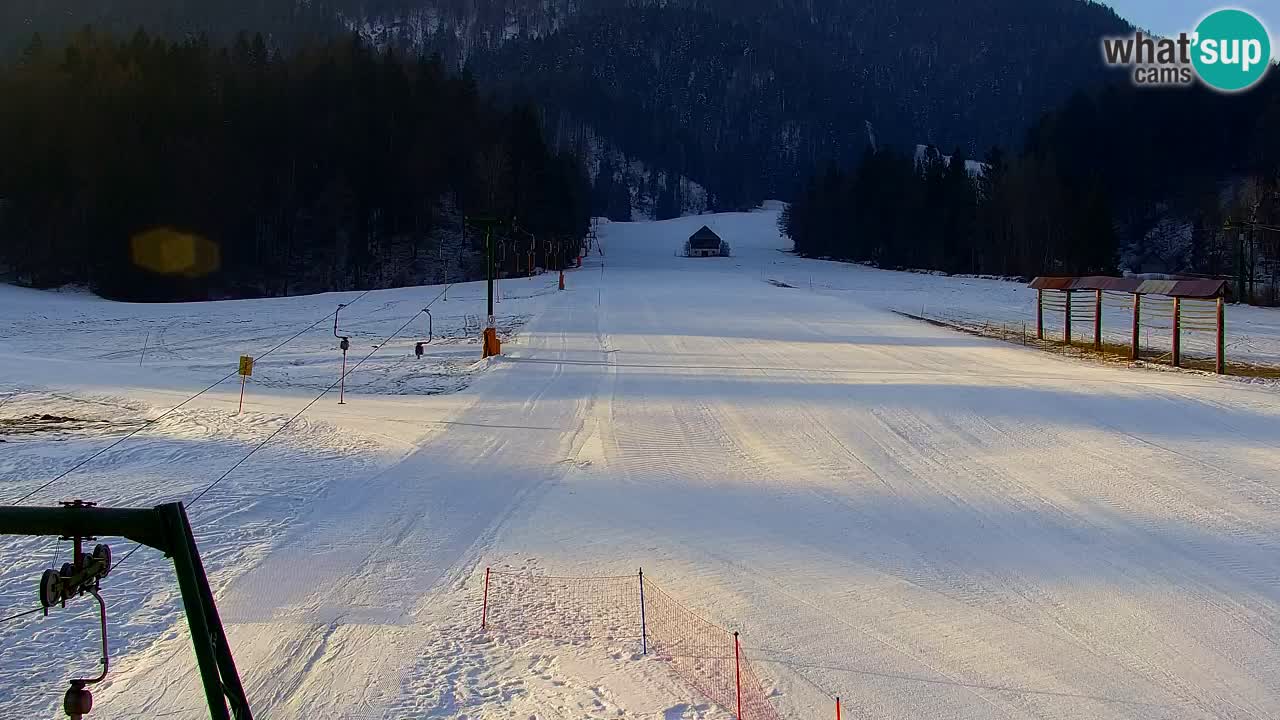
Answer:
686, 226, 725, 257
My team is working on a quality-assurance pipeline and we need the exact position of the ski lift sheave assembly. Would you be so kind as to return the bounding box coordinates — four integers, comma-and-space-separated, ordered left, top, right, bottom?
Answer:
37, 501, 113, 720
1, 500, 254, 720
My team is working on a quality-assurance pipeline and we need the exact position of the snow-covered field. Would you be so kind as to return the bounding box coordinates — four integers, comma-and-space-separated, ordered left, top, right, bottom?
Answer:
3, 207, 1280, 719
756, 257, 1280, 372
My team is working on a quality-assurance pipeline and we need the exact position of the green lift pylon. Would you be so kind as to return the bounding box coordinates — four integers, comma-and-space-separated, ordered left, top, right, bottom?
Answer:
0, 501, 253, 720
467, 215, 505, 358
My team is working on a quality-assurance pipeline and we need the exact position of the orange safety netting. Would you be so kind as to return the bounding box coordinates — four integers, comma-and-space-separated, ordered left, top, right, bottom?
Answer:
484, 570, 639, 642
482, 569, 781, 720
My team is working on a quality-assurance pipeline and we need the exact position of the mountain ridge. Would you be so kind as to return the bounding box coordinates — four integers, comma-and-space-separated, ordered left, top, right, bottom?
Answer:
2, 0, 1136, 208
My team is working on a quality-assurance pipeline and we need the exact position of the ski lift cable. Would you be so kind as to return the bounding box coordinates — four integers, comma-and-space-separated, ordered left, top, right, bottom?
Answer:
182, 283, 452, 512
0, 606, 44, 625
106, 287, 453, 582
4, 291, 383, 639
8, 290, 373, 507
0, 569, 111, 627
12, 285, 452, 604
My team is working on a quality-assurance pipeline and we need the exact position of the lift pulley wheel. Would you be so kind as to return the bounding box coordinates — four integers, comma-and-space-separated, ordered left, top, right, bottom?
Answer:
40, 568, 61, 608
5, 501, 254, 720
40, 539, 113, 609
92, 544, 111, 578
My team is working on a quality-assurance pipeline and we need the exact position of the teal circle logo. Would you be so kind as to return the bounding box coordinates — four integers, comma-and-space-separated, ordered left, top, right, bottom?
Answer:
1192, 9, 1271, 92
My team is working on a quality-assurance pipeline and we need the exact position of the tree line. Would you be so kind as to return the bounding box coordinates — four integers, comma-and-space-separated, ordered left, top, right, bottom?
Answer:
466, 0, 1132, 210
781, 75, 1280, 303
1, 0, 1138, 216
0, 29, 590, 300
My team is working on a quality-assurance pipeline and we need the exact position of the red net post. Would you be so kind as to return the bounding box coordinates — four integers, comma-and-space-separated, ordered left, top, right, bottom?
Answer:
734, 632, 742, 719
836, 696, 841, 720
481, 567, 491, 629
642, 580, 780, 720
482, 569, 780, 720
639, 567, 648, 655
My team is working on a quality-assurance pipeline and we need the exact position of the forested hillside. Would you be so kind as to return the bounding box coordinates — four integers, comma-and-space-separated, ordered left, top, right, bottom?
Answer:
0, 31, 590, 300
1, 0, 1134, 212
782, 75, 1280, 304
474, 1, 1132, 208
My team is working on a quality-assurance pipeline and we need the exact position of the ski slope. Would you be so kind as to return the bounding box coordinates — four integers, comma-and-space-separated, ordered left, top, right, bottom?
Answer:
3, 207, 1280, 719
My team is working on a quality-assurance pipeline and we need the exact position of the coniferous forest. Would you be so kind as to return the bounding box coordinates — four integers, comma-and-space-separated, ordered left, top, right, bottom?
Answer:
0, 30, 590, 300
2, 0, 1135, 213
781, 76, 1280, 304
3, 2, 1280, 302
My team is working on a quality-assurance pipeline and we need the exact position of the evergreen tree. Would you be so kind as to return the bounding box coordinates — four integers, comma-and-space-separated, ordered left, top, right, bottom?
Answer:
593, 157, 616, 217
607, 179, 633, 222
655, 176, 683, 220
0, 30, 591, 300
783, 69, 1280, 296
941, 148, 977, 273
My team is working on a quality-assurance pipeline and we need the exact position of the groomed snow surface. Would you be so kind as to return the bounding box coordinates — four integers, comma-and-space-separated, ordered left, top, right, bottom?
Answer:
3, 205, 1280, 719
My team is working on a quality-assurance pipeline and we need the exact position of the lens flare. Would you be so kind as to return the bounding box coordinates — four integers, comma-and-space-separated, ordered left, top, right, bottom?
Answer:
130, 228, 220, 277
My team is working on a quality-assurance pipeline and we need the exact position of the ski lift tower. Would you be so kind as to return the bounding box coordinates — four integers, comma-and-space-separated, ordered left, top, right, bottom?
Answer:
466, 216, 504, 358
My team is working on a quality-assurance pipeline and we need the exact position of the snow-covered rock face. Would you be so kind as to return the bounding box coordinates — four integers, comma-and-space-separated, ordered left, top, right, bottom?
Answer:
342, 0, 589, 62
4, 208, 1280, 719
1122, 215, 1194, 275
915, 144, 988, 177
580, 135, 711, 220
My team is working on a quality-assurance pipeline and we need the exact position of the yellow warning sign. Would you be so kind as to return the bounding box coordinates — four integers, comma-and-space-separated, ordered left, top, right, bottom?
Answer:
238, 356, 254, 376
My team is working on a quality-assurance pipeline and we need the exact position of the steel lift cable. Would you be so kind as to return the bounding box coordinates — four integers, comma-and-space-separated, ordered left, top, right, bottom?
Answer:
187, 285, 450, 510
109, 284, 453, 579
8, 291, 372, 506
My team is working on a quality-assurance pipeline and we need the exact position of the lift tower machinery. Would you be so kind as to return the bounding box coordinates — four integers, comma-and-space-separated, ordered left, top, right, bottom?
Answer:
0, 500, 253, 720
